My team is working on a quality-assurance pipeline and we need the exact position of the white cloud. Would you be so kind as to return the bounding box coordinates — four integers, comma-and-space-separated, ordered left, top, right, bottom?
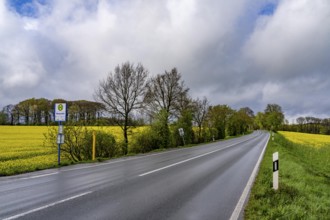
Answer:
244, 0, 330, 79
0, 0, 329, 120
0, 1, 47, 103
239, 0, 330, 116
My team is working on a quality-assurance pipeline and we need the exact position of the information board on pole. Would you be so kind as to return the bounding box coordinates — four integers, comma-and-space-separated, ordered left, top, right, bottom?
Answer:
55, 103, 67, 122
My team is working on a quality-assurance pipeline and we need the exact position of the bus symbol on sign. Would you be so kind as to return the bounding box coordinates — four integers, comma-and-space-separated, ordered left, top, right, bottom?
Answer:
58, 104, 64, 111
55, 103, 67, 122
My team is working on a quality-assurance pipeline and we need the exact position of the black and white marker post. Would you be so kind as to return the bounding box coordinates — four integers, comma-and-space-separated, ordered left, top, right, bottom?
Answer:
54, 103, 67, 165
273, 152, 279, 190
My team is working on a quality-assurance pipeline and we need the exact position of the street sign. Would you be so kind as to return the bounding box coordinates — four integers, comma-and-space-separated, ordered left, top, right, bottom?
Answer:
58, 125, 63, 134
54, 103, 67, 122
178, 128, 184, 137
57, 134, 65, 144
178, 128, 185, 146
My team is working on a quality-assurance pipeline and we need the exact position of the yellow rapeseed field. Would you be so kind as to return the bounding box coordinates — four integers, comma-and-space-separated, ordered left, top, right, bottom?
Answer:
0, 126, 56, 175
278, 131, 330, 148
91, 126, 146, 141
0, 125, 143, 176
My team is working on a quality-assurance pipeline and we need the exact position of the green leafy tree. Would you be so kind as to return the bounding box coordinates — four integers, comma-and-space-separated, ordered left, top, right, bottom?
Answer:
0, 111, 7, 124
227, 108, 253, 136
264, 104, 285, 131
255, 112, 266, 129
207, 105, 233, 139
152, 109, 171, 148
17, 99, 31, 124
173, 110, 194, 146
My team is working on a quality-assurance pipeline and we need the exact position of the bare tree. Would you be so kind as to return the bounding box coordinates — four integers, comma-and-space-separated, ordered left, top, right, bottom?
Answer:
175, 92, 194, 118
296, 117, 306, 132
94, 62, 148, 154
143, 68, 189, 148
145, 68, 189, 121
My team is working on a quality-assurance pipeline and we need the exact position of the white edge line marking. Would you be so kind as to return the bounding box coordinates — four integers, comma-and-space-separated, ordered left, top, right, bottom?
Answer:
139, 137, 255, 177
229, 133, 270, 220
3, 191, 93, 220
61, 133, 258, 173
20, 172, 59, 180
62, 147, 190, 172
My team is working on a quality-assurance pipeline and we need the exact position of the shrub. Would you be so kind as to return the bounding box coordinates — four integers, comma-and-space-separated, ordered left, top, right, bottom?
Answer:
172, 110, 194, 147
130, 127, 165, 153
44, 124, 118, 162
200, 127, 217, 142
151, 109, 172, 148
85, 130, 117, 159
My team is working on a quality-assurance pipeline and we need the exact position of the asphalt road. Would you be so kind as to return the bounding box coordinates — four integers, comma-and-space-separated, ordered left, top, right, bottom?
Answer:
0, 131, 269, 220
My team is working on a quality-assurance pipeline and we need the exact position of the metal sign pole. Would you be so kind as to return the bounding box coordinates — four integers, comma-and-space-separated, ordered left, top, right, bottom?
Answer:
58, 121, 61, 165
55, 103, 66, 166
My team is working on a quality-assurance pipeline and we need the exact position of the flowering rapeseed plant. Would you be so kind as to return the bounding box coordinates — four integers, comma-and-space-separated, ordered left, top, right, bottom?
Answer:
278, 131, 330, 148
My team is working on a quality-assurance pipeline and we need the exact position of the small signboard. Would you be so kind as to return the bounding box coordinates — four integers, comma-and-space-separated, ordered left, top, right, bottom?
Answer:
178, 128, 184, 137
57, 134, 65, 144
55, 103, 67, 122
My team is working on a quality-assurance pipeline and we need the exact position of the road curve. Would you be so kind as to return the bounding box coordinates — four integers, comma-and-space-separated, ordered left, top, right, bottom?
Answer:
0, 131, 269, 220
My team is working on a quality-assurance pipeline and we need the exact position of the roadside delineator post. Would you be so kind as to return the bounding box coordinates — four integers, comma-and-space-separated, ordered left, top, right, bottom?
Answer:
273, 152, 279, 190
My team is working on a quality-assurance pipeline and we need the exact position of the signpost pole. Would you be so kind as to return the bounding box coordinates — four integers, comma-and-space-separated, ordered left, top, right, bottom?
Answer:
55, 103, 67, 166
58, 121, 61, 165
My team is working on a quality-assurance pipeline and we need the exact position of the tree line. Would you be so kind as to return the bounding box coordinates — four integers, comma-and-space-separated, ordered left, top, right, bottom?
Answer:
282, 116, 330, 135
0, 98, 104, 125
93, 62, 285, 154
2, 61, 286, 157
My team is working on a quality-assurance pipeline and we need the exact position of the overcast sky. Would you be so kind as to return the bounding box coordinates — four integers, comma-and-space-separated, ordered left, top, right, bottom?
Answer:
1, 0, 329, 121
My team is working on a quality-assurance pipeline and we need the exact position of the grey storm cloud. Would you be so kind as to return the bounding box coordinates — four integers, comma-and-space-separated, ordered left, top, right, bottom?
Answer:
0, 0, 329, 121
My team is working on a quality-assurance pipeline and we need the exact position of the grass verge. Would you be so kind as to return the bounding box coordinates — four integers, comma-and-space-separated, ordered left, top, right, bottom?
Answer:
244, 132, 330, 219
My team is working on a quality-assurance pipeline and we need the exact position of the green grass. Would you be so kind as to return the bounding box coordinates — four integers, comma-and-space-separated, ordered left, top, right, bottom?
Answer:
244, 132, 330, 219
